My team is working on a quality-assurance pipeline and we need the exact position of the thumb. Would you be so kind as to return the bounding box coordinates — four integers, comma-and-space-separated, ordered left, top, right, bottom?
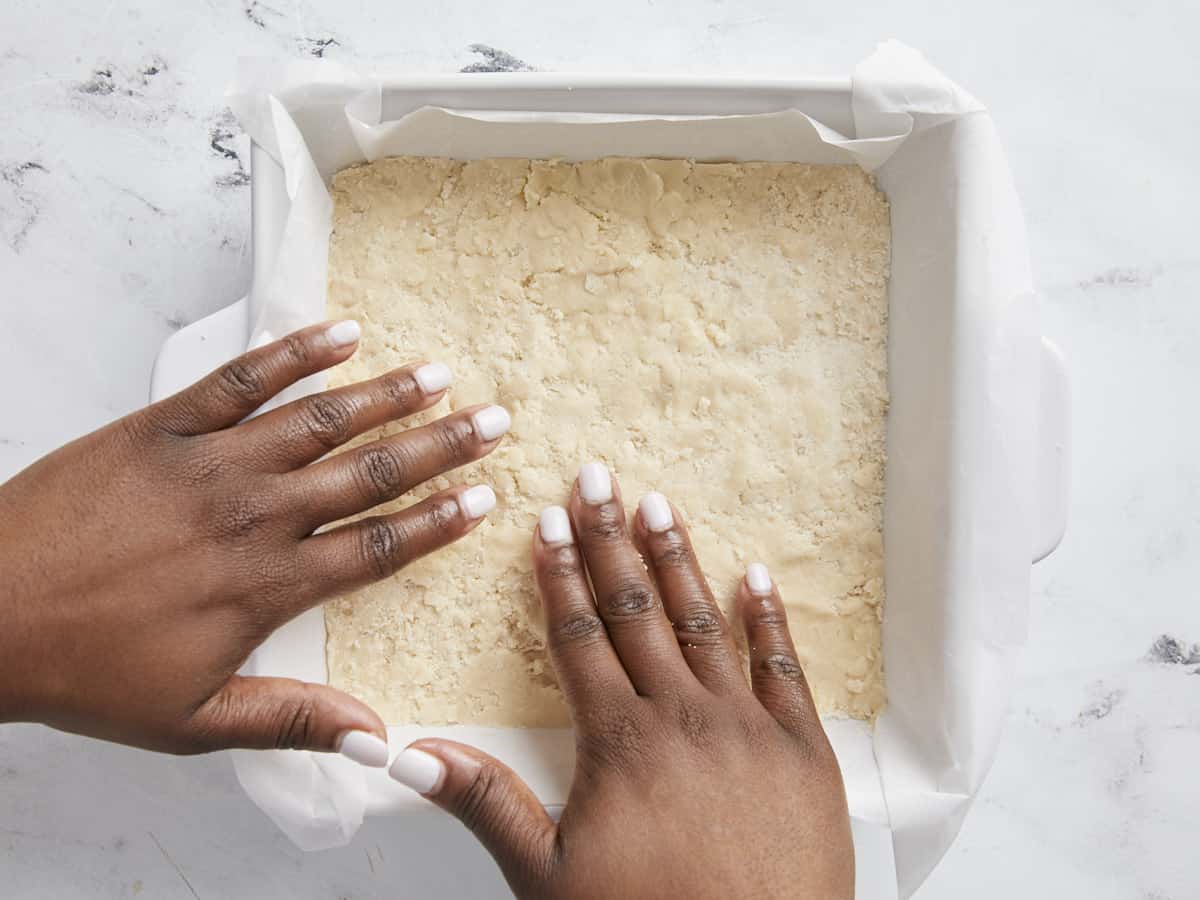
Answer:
190, 675, 390, 766
390, 739, 558, 887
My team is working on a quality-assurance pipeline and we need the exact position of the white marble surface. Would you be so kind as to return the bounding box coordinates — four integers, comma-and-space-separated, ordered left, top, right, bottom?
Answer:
2, 1, 1199, 897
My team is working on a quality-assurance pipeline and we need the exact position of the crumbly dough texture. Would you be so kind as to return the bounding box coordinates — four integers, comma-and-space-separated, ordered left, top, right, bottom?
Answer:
325, 156, 889, 726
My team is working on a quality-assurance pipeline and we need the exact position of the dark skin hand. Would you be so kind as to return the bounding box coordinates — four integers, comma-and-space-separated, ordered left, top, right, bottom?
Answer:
0, 321, 854, 897
0, 320, 509, 757
393, 468, 855, 900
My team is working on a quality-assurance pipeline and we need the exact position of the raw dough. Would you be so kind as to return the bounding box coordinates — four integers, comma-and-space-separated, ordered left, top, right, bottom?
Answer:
324, 156, 889, 726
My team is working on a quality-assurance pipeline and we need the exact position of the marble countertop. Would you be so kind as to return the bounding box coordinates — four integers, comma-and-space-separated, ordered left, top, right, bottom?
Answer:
2, 1, 1198, 897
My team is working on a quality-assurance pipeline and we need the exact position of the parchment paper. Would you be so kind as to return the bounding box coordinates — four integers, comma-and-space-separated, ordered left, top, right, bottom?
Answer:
224, 42, 1037, 898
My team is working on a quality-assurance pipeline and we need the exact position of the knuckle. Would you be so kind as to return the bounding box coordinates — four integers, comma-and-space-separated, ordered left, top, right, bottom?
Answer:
280, 333, 312, 367
540, 546, 582, 582
298, 393, 355, 450
673, 603, 725, 639
184, 455, 226, 488
581, 513, 624, 543
544, 562, 581, 582
175, 441, 228, 488
651, 540, 694, 569
420, 497, 459, 533
187, 682, 324, 754
185, 693, 237, 753
455, 762, 507, 834
552, 610, 607, 646
217, 359, 268, 405
359, 517, 403, 578
119, 408, 165, 444
431, 418, 475, 462
356, 444, 413, 501
759, 652, 806, 682
210, 492, 272, 541
601, 580, 659, 620
274, 693, 319, 750
379, 369, 420, 407
673, 697, 715, 745
136, 407, 176, 439
751, 602, 790, 630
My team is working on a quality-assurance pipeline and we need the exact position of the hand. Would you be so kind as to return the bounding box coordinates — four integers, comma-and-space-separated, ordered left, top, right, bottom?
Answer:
388, 465, 854, 900
0, 320, 509, 762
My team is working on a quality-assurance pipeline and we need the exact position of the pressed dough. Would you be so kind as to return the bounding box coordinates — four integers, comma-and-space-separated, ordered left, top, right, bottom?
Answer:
324, 157, 890, 726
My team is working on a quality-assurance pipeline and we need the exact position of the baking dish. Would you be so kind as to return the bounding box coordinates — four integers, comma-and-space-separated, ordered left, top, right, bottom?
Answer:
151, 47, 1070, 899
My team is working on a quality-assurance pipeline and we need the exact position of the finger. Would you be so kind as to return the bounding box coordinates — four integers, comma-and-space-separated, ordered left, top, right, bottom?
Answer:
569, 463, 690, 695
534, 505, 634, 716
736, 563, 821, 737
286, 404, 510, 534
188, 674, 389, 762
294, 484, 495, 605
389, 739, 557, 892
633, 492, 744, 694
232, 360, 452, 470
149, 320, 364, 436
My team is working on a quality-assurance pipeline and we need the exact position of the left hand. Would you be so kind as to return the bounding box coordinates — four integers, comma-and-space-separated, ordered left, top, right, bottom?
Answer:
0, 320, 509, 763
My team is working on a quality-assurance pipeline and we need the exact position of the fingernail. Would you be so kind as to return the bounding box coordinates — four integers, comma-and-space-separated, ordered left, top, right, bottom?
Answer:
414, 362, 452, 394
579, 461, 612, 505
472, 405, 511, 441
460, 485, 497, 520
326, 319, 361, 347
539, 505, 573, 544
638, 492, 673, 532
746, 562, 773, 596
338, 730, 389, 768
389, 747, 445, 795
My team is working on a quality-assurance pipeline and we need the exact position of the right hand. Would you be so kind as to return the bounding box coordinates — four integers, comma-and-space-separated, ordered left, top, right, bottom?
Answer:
388, 465, 854, 900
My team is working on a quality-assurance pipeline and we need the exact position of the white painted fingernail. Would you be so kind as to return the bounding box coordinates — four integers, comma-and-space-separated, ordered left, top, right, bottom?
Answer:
472, 405, 511, 441
338, 730, 389, 768
388, 748, 445, 795
638, 492, 673, 532
746, 562, 772, 596
326, 319, 361, 347
414, 362, 452, 394
539, 506, 573, 544
460, 485, 497, 520
579, 461, 612, 505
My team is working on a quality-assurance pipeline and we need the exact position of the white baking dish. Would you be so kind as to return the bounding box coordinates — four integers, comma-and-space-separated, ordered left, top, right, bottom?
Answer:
152, 46, 1069, 899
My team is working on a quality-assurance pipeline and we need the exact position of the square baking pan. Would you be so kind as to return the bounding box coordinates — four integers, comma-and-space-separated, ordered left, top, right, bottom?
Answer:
152, 60, 1070, 898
